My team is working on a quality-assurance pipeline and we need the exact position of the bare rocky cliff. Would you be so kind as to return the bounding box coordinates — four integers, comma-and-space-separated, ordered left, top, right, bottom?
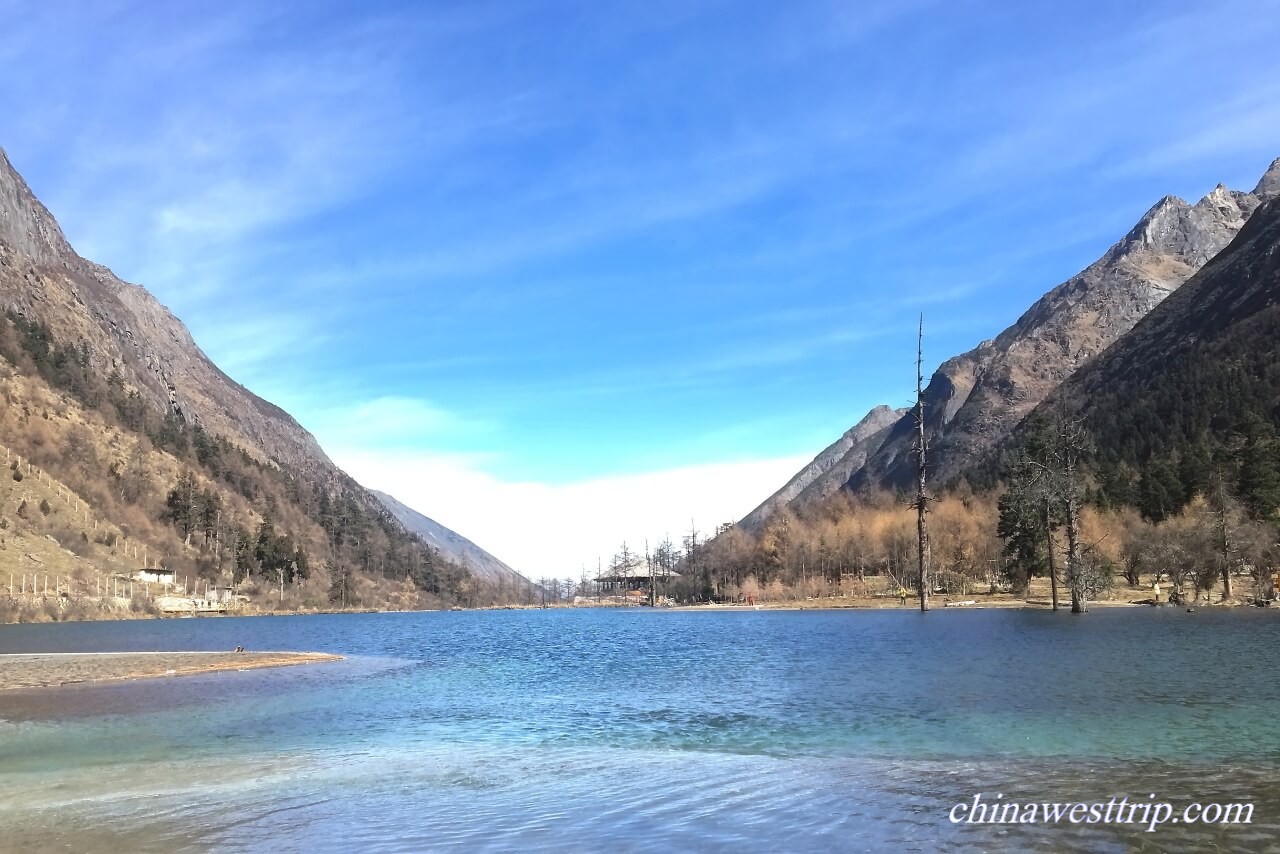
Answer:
0, 146, 329, 471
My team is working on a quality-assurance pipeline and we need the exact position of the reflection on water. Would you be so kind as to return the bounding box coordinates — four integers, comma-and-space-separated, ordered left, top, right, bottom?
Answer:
1, 608, 1278, 851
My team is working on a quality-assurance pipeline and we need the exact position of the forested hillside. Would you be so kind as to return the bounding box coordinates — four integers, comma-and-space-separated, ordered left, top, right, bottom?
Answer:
0, 147, 514, 618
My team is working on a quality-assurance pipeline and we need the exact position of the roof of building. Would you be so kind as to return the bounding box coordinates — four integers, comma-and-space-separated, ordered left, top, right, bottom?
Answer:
596, 565, 681, 582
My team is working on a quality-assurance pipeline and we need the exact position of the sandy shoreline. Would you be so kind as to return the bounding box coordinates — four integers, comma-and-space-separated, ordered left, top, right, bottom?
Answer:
0, 651, 343, 691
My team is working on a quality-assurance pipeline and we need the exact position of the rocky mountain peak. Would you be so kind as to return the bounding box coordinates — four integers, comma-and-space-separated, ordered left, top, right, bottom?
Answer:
1255, 157, 1280, 201
841, 404, 901, 441
729, 156, 1280, 545
1116, 181, 1258, 268
1123, 195, 1190, 254
1194, 183, 1248, 230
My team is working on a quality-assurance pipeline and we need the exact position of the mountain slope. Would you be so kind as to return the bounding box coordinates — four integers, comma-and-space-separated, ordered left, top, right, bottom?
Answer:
373, 491, 527, 587
0, 145, 499, 609
843, 158, 1280, 496
738, 405, 904, 531
0, 147, 325, 470
1024, 194, 1280, 519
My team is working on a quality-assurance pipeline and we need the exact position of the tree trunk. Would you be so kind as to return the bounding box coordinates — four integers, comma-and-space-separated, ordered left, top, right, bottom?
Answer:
1043, 498, 1059, 612
915, 316, 929, 613
1218, 496, 1232, 602
1065, 492, 1086, 613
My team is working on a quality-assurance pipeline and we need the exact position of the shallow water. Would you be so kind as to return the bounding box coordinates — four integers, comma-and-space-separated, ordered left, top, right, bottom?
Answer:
1, 608, 1278, 851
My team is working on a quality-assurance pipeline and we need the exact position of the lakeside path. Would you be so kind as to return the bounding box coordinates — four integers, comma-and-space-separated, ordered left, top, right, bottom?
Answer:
0, 651, 343, 690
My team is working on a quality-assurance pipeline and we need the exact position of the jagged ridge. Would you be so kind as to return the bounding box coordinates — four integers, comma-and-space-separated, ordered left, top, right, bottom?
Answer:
744, 156, 1280, 522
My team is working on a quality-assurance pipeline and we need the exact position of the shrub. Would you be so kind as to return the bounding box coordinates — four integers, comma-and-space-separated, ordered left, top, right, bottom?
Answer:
67, 530, 93, 557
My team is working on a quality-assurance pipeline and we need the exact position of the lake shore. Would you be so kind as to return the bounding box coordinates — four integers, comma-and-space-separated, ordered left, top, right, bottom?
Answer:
3, 585, 1263, 625
0, 650, 343, 691
664, 598, 1150, 611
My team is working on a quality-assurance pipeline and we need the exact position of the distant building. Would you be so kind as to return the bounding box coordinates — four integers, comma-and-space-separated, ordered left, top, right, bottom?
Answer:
208, 585, 237, 604
595, 565, 680, 595
132, 567, 176, 587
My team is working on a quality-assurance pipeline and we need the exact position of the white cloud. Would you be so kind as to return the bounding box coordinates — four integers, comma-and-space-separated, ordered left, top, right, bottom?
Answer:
329, 446, 810, 580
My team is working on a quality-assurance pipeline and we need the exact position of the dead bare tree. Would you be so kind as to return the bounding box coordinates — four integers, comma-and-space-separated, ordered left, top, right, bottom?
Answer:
910, 315, 931, 612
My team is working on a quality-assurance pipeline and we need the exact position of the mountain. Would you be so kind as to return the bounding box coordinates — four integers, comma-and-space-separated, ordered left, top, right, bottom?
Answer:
0, 145, 500, 610
748, 157, 1280, 526
373, 491, 528, 587
0, 149, 326, 470
851, 160, 1280, 495
1024, 193, 1280, 521
738, 405, 904, 531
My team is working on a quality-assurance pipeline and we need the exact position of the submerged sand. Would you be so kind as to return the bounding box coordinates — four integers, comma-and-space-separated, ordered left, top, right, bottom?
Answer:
0, 651, 343, 690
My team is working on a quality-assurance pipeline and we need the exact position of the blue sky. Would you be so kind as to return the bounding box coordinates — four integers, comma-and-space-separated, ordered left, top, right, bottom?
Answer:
4, 0, 1280, 576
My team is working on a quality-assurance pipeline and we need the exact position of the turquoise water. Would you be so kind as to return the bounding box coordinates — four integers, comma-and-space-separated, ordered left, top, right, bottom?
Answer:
1, 608, 1279, 851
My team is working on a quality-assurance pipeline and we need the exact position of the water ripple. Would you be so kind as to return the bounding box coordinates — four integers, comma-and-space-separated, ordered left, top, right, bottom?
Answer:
2, 609, 1279, 850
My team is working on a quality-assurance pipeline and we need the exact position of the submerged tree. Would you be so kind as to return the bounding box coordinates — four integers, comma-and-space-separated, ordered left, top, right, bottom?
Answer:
998, 412, 1105, 613
998, 480, 1055, 605
998, 417, 1061, 606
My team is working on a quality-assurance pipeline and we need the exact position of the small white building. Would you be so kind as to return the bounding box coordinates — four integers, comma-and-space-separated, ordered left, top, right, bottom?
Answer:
132, 567, 176, 587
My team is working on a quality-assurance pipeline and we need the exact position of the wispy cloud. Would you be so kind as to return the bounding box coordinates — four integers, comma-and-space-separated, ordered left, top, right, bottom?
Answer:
310, 396, 496, 451
184, 312, 328, 387
1103, 82, 1280, 183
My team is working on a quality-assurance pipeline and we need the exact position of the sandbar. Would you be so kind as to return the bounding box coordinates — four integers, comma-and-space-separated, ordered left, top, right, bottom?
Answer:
0, 651, 343, 690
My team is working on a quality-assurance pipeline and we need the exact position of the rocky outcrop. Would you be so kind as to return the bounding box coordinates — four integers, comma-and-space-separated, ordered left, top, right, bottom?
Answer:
1253, 157, 1280, 202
